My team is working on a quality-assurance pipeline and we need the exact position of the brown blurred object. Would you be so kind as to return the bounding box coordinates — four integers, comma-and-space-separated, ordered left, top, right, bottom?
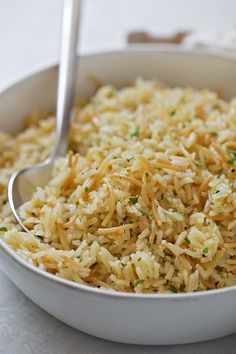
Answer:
127, 30, 190, 44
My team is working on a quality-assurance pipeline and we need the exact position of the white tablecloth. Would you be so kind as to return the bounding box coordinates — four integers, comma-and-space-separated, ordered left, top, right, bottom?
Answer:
1, 0, 236, 352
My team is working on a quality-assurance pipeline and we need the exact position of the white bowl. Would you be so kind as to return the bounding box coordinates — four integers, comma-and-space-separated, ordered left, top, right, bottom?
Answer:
1, 47, 236, 345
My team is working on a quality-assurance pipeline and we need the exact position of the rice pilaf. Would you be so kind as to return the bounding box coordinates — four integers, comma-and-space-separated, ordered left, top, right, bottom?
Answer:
1, 78, 236, 293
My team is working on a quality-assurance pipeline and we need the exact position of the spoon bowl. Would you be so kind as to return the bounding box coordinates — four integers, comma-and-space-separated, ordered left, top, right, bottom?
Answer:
8, 158, 54, 232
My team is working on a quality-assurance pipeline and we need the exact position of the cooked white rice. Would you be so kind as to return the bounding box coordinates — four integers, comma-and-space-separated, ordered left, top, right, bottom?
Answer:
1, 78, 236, 293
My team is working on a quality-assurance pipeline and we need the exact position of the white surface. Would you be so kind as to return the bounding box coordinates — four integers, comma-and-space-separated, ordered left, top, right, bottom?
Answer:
1, 0, 236, 352
1, 269, 236, 354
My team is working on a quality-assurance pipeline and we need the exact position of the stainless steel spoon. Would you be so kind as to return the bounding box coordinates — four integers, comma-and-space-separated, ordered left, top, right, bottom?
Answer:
8, 0, 81, 232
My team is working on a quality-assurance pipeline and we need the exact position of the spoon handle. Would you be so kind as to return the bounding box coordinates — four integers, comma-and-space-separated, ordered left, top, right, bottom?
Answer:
54, 0, 81, 157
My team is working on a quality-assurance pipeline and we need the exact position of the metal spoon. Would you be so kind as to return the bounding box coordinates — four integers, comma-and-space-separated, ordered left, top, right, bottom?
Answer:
8, 0, 81, 232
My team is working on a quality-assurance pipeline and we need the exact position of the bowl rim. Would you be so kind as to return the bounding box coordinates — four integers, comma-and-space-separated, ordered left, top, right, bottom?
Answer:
1, 43, 236, 93
1, 44, 236, 300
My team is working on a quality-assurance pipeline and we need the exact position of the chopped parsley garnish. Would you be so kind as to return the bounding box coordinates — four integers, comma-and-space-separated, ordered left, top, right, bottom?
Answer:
156, 167, 162, 171
217, 172, 227, 179
227, 150, 236, 164
203, 247, 208, 254
227, 158, 235, 165
0, 227, 7, 232
214, 190, 220, 194
229, 150, 236, 158
121, 262, 125, 267
185, 236, 190, 244
106, 89, 115, 98
134, 279, 144, 287
138, 257, 142, 261
130, 126, 140, 138
140, 210, 146, 216
145, 171, 149, 177
170, 286, 178, 293
146, 242, 151, 248
129, 196, 139, 204
84, 186, 89, 192
194, 162, 204, 168
170, 110, 176, 116
160, 193, 164, 200
210, 131, 218, 137
203, 221, 211, 226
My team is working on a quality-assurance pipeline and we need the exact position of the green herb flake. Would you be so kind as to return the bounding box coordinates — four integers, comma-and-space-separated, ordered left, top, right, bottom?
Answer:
170, 110, 176, 116
0, 227, 7, 232
214, 190, 220, 194
146, 242, 151, 248
134, 279, 144, 287
145, 171, 149, 177
160, 193, 164, 200
156, 167, 162, 171
227, 158, 235, 165
203, 221, 211, 226
107, 89, 115, 98
217, 172, 227, 179
121, 262, 125, 267
210, 131, 218, 137
203, 247, 209, 254
194, 161, 204, 168
185, 236, 190, 244
170, 285, 178, 293
84, 186, 89, 192
229, 150, 236, 158
138, 257, 142, 262
140, 210, 146, 217
213, 103, 220, 110
129, 196, 139, 205
130, 126, 140, 138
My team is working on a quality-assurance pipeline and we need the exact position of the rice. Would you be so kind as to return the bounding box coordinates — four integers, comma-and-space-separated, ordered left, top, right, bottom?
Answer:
1, 78, 236, 293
